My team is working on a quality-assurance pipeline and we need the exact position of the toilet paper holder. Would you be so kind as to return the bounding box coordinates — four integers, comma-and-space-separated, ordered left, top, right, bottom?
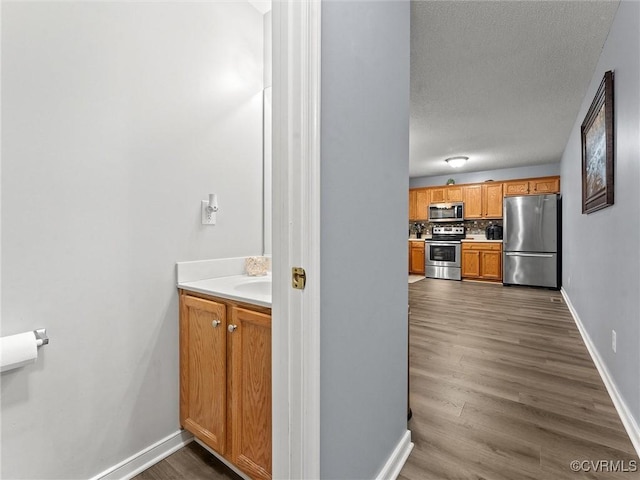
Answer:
34, 329, 49, 347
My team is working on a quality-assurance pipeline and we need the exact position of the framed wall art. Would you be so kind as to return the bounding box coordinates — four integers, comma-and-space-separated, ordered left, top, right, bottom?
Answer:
581, 70, 614, 214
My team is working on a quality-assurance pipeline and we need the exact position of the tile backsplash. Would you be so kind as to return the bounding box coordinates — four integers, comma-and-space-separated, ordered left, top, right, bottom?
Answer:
409, 219, 503, 237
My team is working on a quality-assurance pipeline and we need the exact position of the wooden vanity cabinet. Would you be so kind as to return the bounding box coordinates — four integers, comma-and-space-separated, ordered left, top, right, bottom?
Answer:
180, 292, 272, 480
228, 306, 272, 479
462, 242, 502, 281
180, 295, 228, 453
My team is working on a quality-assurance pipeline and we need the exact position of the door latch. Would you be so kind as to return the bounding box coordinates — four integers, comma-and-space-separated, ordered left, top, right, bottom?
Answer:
292, 267, 306, 290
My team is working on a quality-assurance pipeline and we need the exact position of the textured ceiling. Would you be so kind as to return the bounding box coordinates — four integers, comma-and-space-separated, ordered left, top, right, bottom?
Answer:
410, 0, 619, 178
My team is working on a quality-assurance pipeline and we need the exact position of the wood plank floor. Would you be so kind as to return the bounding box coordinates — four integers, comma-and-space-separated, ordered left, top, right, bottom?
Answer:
399, 278, 639, 480
132, 442, 242, 480
136, 279, 638, 479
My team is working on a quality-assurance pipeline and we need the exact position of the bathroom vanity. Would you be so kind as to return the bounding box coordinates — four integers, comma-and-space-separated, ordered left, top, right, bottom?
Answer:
178, 273, 272, 480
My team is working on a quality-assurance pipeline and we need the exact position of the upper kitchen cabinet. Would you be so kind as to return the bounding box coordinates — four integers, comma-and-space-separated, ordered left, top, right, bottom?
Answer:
430, 186, 463, 203
409, 190, 417, 220
503, 176, 560, 196
414, 189, 430, 220
409, 175, 559, 222
462, 183, 503, 219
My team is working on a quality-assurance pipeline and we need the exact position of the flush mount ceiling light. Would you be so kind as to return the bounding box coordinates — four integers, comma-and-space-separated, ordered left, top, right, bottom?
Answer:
445, 156, 469, 168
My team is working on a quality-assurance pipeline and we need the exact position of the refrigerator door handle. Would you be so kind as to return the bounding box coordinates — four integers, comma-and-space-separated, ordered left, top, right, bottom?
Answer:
505, 252, 554, 258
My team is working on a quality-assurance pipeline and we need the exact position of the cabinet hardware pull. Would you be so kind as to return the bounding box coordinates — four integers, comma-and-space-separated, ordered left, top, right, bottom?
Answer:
228, 324, 237, 332
212, 320, 221, 328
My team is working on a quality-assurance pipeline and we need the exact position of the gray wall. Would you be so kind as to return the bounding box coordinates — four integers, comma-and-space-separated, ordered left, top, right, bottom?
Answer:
320, 1, 410, 478
410, 162, 560, 188
560, 1, 639, 430
1, 3, 263, 478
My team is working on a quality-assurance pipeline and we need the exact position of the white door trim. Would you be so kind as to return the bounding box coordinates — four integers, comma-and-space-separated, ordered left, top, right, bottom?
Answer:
272, 1, 322, 478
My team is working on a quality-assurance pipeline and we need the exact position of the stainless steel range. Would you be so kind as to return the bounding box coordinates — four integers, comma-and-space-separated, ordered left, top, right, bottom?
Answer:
425, 225, 466, 281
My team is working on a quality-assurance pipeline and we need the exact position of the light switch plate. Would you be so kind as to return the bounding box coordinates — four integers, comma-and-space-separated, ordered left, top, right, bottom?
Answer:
201, 200, 216, 225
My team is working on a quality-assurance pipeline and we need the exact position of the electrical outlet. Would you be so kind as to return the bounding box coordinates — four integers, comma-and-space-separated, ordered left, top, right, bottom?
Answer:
201, 200, 216, 225
612, 330, 617, 353
567, 275, 571, 287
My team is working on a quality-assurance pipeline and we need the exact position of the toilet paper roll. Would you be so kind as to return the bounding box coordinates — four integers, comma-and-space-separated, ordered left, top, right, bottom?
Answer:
0, 332, 38, 373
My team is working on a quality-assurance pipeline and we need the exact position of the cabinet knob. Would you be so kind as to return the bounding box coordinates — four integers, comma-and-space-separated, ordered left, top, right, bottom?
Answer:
228, 324, 237, 333
212, 320, 221, 328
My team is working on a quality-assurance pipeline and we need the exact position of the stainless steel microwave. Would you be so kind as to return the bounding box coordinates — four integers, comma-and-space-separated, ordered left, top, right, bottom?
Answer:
428, 202, 464, 222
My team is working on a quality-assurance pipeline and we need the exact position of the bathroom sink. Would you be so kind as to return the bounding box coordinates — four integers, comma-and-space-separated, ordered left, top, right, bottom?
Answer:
178, 273, 272, 307
233, 279, 272, 296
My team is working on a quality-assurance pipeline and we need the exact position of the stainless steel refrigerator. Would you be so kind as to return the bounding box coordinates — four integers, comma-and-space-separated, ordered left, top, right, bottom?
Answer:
503, 194, 560, 289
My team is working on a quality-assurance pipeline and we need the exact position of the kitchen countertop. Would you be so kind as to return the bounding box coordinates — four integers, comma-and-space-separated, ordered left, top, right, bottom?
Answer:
409, 235, 502, 243
461, 235, 503, 243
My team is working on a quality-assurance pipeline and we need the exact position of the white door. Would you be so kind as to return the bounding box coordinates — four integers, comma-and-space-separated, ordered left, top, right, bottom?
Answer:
271, 1, 321, 478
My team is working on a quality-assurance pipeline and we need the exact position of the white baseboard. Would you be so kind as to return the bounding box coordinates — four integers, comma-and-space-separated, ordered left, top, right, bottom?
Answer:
91, 430, 193, 480
375, 429, 414, 480
561, 288, 640, 458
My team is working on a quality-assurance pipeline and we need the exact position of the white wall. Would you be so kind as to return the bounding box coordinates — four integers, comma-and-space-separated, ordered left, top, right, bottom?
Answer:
560, 0, 639, 433
410, 162, 560, 188
320, 1, 410, 478
1, 3, 263, 478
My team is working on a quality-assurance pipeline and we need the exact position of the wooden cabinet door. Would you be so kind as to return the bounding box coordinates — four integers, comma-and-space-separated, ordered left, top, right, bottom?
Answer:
480, 251, 502, 280
462, 185, 483, 219
530, 177, 560, 194
410, 242, 425, 274
429, 187, 445, 204
483, 183, 503, 218
415, 189, 430, 219
446, 186, 463, 202
180, 295, 227, 454
461, 249, 480, 277
503, 180, 529, 196
408, 190, 417, 220
229, 307, 272, 480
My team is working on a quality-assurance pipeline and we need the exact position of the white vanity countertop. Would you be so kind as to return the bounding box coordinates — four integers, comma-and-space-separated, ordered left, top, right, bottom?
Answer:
178, 273, 272, 308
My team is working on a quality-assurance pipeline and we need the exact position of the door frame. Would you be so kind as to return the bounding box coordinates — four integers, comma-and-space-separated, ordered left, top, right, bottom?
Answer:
272, 1, 322, 478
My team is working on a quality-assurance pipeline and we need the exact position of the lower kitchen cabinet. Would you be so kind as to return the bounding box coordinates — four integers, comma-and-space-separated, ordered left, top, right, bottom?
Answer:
461, 242, 502, 281
409, 241, 425, 274
180, 292, 272, 480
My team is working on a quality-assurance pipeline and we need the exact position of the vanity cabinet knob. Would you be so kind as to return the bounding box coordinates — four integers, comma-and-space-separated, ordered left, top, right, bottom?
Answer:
228, 324, 237, 333
212, 320, 221, 328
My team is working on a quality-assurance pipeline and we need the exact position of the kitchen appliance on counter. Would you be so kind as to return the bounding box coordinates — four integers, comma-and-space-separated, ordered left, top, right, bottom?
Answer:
503, 194, 561, 289
485, 223, 503, 240
428, 202, 464, 223
425, 225, 466, 280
